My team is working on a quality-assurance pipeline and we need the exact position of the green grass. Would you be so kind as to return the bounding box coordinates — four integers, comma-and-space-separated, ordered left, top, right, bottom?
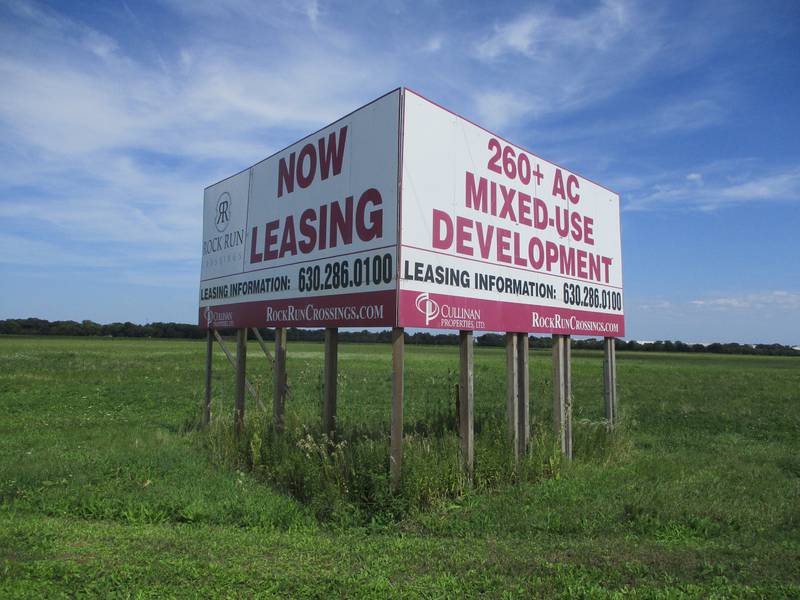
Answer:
0, 336, 798, 597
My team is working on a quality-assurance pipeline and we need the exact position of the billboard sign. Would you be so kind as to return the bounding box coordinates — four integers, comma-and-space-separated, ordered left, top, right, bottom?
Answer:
199, 89, 400, 329
397, 91, 624, 336
199, 88, 624, 336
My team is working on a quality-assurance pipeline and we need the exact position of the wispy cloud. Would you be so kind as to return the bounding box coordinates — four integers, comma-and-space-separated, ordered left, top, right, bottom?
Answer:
421, 34, 444, 54
624, 162, 800, 211
690, 291, 800, 311
475, 0, 635, 60
0, 233, 116, 268
472, 90, 535, 131
650, 98, 726, 134
469, 0, 664, 128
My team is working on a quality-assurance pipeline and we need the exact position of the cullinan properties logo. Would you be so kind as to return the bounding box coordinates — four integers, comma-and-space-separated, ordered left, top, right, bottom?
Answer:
415, 291, 484, 329
204, 306, 234, 328
215, 192, 232, 233
415, 292, 440, 325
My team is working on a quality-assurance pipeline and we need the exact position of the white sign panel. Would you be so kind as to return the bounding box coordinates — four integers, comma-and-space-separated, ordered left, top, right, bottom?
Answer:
199, 90, 400, 328
397, 90, 624, 336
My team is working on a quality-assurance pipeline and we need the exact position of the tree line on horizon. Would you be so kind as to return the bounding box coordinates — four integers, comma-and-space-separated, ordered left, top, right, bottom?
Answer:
0, 318, 797, 357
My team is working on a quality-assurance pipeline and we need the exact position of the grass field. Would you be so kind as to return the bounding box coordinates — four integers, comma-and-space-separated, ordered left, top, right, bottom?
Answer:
1, 335, 798, 598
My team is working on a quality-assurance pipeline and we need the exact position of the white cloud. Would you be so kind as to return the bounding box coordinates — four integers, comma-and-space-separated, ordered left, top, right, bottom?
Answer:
465, 0, 747, 140
625, 162, 800, 211
690, 291, 800, 311
421, 34, 443, 53
651, 98, 725, 134
476, 0, 634, 61
304, 0, 321, 28
473, 90, 538, 131
635, 299, 675, 312
466, 0, 669, 131
0, 233, 117, 268
721, 170, 800, 201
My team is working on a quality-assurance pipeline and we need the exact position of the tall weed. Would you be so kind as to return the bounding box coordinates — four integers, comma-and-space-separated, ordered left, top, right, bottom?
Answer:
199, 391, 627, 524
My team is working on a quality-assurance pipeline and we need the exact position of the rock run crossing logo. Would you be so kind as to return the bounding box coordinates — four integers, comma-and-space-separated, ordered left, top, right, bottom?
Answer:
215, 192, 232, 233
415, 292, 440, 325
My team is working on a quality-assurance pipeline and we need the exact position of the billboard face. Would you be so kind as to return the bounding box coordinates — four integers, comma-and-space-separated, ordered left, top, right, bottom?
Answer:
397, 90, 625, 336
199, 90, 400, 328
199, 88, 624, 336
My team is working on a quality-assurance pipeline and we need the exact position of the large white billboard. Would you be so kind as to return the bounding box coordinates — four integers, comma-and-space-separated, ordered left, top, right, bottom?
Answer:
199, 89, 400, 328
199, 88, 624, 336
397, 90, 624, 336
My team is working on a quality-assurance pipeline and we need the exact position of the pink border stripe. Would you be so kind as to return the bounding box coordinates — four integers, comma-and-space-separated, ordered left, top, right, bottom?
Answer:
200, 290, 396, 329
398, 290, 624, 337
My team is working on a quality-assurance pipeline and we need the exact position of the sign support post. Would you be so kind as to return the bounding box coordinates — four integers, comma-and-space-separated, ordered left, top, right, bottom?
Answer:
459, 330, 474, 478
204, 329, 213, 427
516, 333, 530, 458
235, 328, 247, 438
274, 327, 287, 433
323, 327, 338, 439
507, 333, 530, 461
390, 327, 404, 489
505, 333, 519, 458
603, 337, 617, 426
553, 334, 572, 459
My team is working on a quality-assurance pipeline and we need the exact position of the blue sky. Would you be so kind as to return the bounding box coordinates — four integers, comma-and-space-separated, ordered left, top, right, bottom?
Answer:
0, 0, 798, 344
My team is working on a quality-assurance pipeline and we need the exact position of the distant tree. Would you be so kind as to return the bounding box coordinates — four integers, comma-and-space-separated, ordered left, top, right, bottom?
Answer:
476, 333, 504, 347
0, 319, 798, 356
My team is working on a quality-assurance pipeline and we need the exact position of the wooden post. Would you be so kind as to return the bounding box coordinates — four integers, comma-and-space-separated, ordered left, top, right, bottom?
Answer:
390, 327, 404, 489
459, 330, 474, 478
323, 327, 338, 439
552, 334, 572, 459
564, 336, 572, 459
235, 328, 247, 438
203, 329, 213, 427
505, 333, 519, 456
610, 338, 617, 420
508, 333, 531, 461
516, 332, 530, 458
603, 337, 617, 426
273, 327, 287, 433
212, 330, 263, 410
